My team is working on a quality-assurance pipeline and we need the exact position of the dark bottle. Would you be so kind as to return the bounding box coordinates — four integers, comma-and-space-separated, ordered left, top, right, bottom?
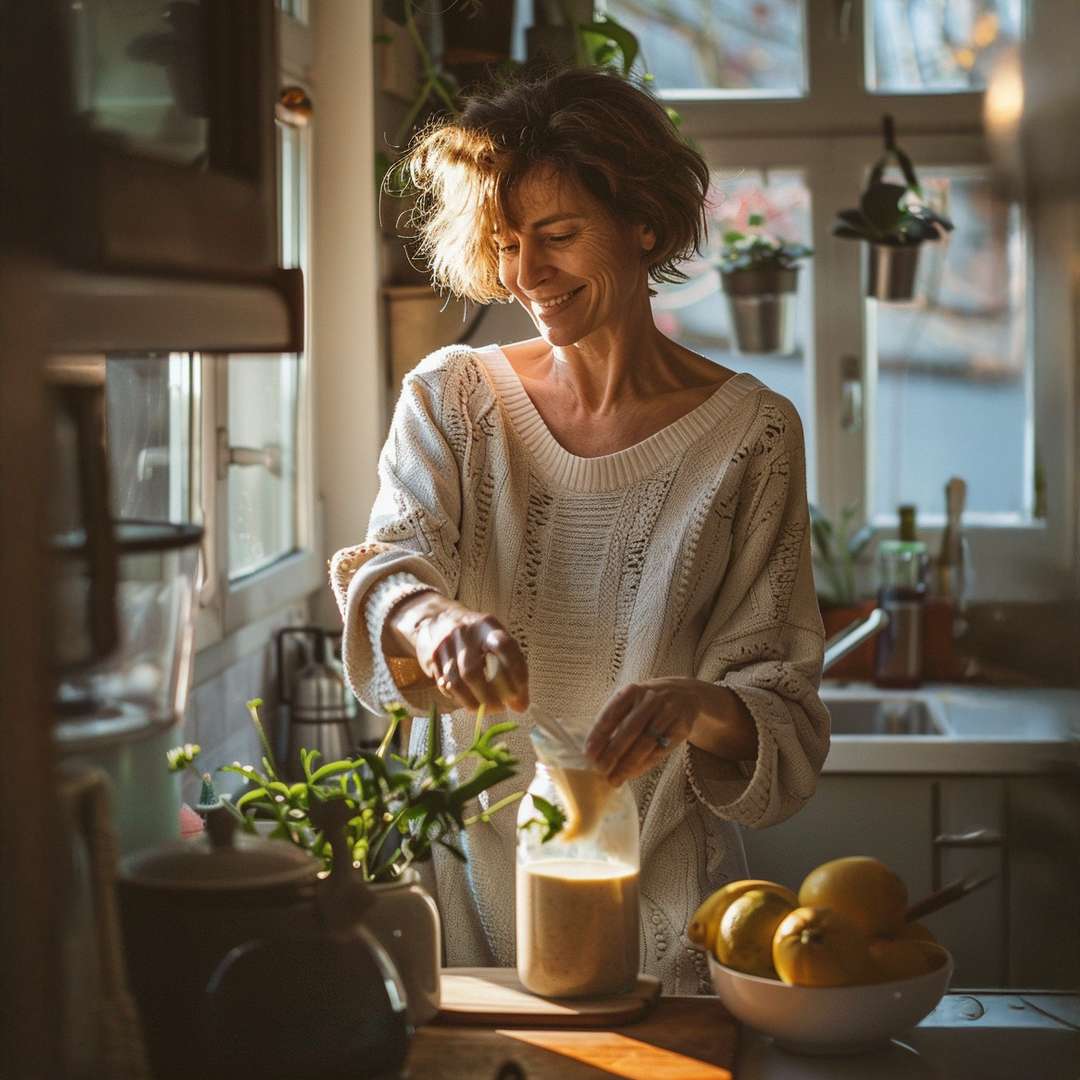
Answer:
874, 506, 928, 688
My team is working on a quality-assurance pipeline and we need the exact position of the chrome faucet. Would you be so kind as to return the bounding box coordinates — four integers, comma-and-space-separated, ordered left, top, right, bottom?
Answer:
822, 607, 890, 674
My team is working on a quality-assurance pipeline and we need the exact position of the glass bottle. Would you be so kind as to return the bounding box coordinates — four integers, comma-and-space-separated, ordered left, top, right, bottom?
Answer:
874, 536, 928, 689
516, 728, 640, 998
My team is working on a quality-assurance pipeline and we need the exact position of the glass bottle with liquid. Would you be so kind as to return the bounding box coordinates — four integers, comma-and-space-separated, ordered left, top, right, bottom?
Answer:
873, 509, 928, 688
515, 727, 640, 998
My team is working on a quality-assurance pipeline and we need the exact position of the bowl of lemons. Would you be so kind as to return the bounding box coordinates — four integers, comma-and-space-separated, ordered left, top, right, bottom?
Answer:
691, 858, 953, 1056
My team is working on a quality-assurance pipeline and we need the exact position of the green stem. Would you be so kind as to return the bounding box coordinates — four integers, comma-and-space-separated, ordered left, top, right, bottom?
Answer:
392, 1, 459, 149
377, 710, 401, 759
463, 790, 523, 827
246, 698, 279, 780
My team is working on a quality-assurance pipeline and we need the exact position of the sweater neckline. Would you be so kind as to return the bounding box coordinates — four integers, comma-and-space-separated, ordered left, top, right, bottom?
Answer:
476, 344, 763, 491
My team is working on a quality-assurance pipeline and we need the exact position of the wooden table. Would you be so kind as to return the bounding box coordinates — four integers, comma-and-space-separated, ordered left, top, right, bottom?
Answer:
407, 996, 741, 1080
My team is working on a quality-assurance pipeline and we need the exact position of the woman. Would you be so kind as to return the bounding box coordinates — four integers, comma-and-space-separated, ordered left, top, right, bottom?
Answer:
331, 67, 829, 994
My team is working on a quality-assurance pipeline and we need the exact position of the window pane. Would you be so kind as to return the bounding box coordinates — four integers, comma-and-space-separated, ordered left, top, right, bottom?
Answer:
106, 354, 194, 523
872, 172, 1029, 524
652, 170, 813, 421
868, 0, 1023, 93
602, 0, 806, 97
226, 356, 299, 580
73, 0, 209, 164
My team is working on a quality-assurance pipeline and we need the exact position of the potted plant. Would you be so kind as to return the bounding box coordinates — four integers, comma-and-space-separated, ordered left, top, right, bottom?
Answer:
716, 213, 812, 354
832, 115, 954, 302
169, 698, 521, 1025
810, 503, 877, 680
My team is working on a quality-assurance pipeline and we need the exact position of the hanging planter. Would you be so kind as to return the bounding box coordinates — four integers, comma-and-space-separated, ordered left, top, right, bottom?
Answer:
716, 215, 812, 355
832, 116, 954, 302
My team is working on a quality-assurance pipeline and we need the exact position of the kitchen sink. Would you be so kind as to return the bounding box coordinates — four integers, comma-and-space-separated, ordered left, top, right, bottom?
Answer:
824, 695, 950, 736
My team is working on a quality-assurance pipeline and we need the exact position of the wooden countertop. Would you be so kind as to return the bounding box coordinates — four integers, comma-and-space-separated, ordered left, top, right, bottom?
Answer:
408, 995, 740, 1080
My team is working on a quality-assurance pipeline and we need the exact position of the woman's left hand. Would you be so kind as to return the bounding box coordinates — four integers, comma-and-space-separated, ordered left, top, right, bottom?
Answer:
583, 679, 703, 786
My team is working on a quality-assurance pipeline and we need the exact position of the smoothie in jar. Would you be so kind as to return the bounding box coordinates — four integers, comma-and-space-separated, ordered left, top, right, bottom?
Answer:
516, 857, 640, 997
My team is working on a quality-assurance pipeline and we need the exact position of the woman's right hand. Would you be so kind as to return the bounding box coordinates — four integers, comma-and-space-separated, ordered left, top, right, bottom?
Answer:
386, 591, 529, 713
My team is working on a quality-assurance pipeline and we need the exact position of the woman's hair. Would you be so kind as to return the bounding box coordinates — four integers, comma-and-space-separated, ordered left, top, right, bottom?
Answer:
399, 67, 710, 302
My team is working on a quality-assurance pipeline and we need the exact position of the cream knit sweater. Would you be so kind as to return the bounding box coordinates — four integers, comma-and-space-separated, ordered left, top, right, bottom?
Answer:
331, 344, 829, 994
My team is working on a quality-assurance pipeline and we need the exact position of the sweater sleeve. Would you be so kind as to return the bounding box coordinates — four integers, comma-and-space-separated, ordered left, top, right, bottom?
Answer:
685, 394, 830, 830
329, 352, 467, 717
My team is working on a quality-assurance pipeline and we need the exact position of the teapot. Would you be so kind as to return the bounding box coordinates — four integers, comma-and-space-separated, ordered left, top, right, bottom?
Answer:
118, 805, 412, 1080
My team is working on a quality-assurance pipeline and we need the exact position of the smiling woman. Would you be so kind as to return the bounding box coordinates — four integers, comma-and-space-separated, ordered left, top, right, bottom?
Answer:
330, 67, 829, 994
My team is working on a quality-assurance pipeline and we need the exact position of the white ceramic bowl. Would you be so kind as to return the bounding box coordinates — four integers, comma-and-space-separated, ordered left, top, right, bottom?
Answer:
707, 951, 953, 1056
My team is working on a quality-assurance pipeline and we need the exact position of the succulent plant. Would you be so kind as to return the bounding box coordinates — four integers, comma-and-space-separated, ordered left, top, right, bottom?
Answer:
832, 116, 954, 247
810, 503, 875, 608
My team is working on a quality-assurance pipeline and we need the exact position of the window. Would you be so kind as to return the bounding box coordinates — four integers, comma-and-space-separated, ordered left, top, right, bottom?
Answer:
870, 169, 1030, 525
655, 170, 814, 424
196, 20, 319, 644
867, 0, 1023, 93
103, 11, 320, 662
652, 0, 1074, 601
604, 0, 808, 97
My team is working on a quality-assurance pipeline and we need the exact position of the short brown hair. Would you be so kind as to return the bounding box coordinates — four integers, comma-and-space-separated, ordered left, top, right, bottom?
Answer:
399, 67, 710, 302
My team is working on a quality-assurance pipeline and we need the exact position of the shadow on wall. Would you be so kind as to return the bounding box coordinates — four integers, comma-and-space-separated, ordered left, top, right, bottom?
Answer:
956, 600, 1080, 687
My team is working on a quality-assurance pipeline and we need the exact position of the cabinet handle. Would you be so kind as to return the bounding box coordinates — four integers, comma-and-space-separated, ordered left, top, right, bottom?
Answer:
934, 828, 1002, 847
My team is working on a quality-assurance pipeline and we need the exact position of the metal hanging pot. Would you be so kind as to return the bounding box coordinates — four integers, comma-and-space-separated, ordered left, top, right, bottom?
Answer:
721, 266, 799, 355
867, 242, 922, 301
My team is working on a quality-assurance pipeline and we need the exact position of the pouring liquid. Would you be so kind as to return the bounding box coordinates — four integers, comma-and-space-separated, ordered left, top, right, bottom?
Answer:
548, 765, 618, 842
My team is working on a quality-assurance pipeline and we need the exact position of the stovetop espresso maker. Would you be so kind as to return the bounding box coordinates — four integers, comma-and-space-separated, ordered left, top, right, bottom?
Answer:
276, 626, 366, 780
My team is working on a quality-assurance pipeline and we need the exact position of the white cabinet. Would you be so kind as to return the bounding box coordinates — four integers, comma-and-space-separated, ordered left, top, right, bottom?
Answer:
740, 772, 1080, 989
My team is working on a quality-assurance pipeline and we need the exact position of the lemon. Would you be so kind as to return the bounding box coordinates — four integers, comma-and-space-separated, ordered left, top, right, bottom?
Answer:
868, 937, 950, 982
714, 888, 796, 979
687, 879, 798, 952
878, 919, 937, 944
772, 905, 878, 987
798, 857, 909, 938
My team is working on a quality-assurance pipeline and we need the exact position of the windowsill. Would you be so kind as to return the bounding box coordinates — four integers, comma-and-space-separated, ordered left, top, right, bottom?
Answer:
193, 596, 308, 689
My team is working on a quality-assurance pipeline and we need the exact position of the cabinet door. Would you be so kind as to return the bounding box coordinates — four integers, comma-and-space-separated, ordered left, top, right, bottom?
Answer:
929, 778, 1006, 989
740, 776, 935, 901
1008, 774, 1080, 990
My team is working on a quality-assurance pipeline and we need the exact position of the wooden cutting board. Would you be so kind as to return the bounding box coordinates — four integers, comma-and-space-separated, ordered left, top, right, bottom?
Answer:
411, 995, 741, 1079
436, 967, 662, 1027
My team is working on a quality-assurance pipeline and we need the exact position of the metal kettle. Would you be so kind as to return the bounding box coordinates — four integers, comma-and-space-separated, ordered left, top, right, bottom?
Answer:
277, 627, 355, 780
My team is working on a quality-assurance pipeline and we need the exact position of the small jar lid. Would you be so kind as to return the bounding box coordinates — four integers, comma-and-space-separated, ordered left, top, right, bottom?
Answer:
119, 807, 320, 892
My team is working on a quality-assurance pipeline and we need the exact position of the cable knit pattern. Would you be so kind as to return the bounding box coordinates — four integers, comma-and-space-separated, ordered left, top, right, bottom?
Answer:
330, 344, 829, 994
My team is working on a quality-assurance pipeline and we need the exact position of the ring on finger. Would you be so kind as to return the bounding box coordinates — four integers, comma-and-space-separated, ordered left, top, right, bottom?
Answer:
647, 725, 671, 749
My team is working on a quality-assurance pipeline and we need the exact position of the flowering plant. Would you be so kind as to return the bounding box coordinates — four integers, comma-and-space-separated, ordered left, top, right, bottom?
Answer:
716, 213, 812, 273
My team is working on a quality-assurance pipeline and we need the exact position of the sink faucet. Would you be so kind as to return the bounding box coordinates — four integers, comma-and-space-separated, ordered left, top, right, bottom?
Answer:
822, 607, 890, 674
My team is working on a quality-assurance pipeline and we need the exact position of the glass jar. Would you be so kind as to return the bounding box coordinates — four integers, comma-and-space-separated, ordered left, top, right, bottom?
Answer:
515, 729, 640, 998
874, 539, 929, 689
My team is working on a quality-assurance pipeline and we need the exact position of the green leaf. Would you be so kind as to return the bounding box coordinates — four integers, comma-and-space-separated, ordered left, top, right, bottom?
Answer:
860, 183, 907, 233
832, 224, 868, 240
309, 760, 362, 783
580, 18, 639, 76
524, 795, 566, 843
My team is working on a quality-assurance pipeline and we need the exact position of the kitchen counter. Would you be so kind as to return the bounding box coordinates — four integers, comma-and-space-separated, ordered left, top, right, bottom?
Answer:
819, 683, 1080, 774
408, 991, 1080, 1080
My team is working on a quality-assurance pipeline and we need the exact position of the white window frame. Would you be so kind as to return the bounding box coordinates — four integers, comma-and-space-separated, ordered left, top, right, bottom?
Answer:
671, 0, 1076, 602
193, 7, 321, 664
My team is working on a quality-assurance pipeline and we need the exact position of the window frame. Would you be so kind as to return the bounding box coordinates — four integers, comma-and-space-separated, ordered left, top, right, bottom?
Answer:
193, 7, 321, 663
671, 0, 1075, 602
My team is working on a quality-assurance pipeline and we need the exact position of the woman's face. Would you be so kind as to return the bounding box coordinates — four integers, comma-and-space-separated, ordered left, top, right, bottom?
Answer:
495, 168, 655, 349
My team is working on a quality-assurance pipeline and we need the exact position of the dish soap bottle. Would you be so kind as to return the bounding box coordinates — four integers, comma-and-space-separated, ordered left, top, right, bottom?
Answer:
874, 505, 928, 689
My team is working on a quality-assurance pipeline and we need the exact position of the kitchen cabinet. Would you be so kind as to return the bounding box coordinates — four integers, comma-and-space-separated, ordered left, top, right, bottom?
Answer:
741, 771, 1080, 990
